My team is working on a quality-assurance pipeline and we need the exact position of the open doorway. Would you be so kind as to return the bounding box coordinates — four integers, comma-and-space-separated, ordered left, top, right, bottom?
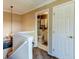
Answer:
35, 9, 49, 51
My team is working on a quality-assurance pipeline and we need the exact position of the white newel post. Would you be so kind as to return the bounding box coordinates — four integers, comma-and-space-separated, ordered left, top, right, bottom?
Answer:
28, 36, 33, 59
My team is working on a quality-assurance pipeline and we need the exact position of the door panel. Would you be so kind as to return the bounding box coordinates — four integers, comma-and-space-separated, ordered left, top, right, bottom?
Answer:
52, 1, 74, 59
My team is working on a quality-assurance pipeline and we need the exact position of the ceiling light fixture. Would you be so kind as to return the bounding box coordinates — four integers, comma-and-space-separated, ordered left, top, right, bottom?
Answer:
10, 5, 13, 34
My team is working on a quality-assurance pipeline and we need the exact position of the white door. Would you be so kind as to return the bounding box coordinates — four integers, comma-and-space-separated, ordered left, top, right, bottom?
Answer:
52, 1, 74, 59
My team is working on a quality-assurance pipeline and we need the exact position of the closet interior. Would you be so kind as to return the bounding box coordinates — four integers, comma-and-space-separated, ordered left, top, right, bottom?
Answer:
37, 12, 48, 51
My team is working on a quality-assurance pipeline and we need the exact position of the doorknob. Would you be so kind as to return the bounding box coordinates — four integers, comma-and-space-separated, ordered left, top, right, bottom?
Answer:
32, 42, 34, 46
68, 36, 73, 38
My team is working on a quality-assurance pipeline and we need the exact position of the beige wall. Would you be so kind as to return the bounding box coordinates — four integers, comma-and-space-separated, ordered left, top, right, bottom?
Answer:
21, 12, 35, 31
3, 12, 22, 37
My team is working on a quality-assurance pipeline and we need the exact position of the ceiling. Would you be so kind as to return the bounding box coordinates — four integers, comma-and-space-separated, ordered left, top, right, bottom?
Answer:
3, 0, 55, 15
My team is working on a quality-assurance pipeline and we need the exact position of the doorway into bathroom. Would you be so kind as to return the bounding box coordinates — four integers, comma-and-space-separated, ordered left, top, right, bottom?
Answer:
35, 9, 49, 51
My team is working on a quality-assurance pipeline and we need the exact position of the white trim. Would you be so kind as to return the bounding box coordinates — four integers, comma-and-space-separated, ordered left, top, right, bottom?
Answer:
3, 9, 21, 15
48, 52, 59, 58
48, 52, 54, 56
47, 9, 50, 53
35, 9, 49, 52
34, 12, 38, 47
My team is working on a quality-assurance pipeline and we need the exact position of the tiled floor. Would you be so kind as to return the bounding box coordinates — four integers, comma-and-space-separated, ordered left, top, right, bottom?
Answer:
33, 47, 58, 59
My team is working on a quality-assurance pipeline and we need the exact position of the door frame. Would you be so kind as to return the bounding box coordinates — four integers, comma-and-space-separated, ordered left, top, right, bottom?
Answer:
35, 9, 49, 51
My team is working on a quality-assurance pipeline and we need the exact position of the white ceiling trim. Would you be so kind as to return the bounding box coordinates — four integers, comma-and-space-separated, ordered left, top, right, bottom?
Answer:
3, 9, 21, 15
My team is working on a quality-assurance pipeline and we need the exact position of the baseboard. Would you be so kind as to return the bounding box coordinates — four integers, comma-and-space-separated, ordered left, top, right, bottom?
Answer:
48, 52, 54, 56
33, 44, 37, 47
48, 52, 58, 59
